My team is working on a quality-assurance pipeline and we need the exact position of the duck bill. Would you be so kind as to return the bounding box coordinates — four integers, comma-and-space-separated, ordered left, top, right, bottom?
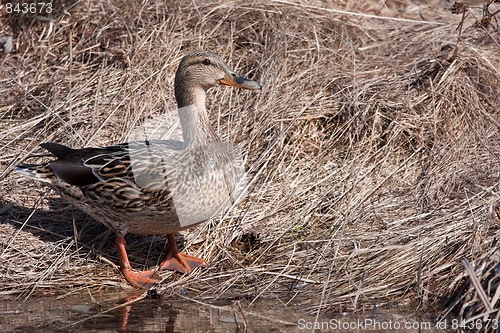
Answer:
220, 71, 262, 90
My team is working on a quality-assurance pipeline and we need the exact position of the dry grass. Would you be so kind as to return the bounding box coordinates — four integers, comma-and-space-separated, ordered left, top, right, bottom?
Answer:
1, 0, 499, 325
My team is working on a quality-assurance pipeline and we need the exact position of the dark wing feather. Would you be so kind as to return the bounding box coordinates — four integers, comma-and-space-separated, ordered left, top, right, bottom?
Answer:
41, 140, 183, 188
41, 142, 126, 186
48, 159, 99, 186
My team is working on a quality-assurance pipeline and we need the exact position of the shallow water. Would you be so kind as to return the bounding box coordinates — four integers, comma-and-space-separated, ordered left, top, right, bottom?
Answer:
0, 290, 449, 332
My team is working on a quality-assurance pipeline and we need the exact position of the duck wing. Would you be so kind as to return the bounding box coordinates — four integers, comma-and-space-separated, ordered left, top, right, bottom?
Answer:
40, 142, 125, 186
41, 141, 182, 189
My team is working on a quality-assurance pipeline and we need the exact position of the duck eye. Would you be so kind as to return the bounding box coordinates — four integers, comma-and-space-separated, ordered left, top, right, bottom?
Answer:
201, 59, 211, 66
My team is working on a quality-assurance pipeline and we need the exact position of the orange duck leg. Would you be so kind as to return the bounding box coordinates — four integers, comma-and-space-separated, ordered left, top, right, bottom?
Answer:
116, 236, 161, 289
160, 234, 207, 273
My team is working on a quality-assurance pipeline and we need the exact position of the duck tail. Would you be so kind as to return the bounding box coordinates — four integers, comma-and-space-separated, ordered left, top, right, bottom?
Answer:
13, 163, 54, 183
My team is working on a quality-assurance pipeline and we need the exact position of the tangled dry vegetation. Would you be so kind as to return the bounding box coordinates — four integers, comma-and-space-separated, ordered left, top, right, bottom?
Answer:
1, 0, 499, 326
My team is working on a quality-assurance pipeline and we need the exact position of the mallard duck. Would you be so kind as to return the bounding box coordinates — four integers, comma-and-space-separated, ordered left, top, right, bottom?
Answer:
15, 50, 262, 288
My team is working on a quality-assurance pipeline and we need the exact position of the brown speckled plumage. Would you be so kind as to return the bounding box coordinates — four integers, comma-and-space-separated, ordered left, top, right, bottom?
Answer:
15, 50, 261, 288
